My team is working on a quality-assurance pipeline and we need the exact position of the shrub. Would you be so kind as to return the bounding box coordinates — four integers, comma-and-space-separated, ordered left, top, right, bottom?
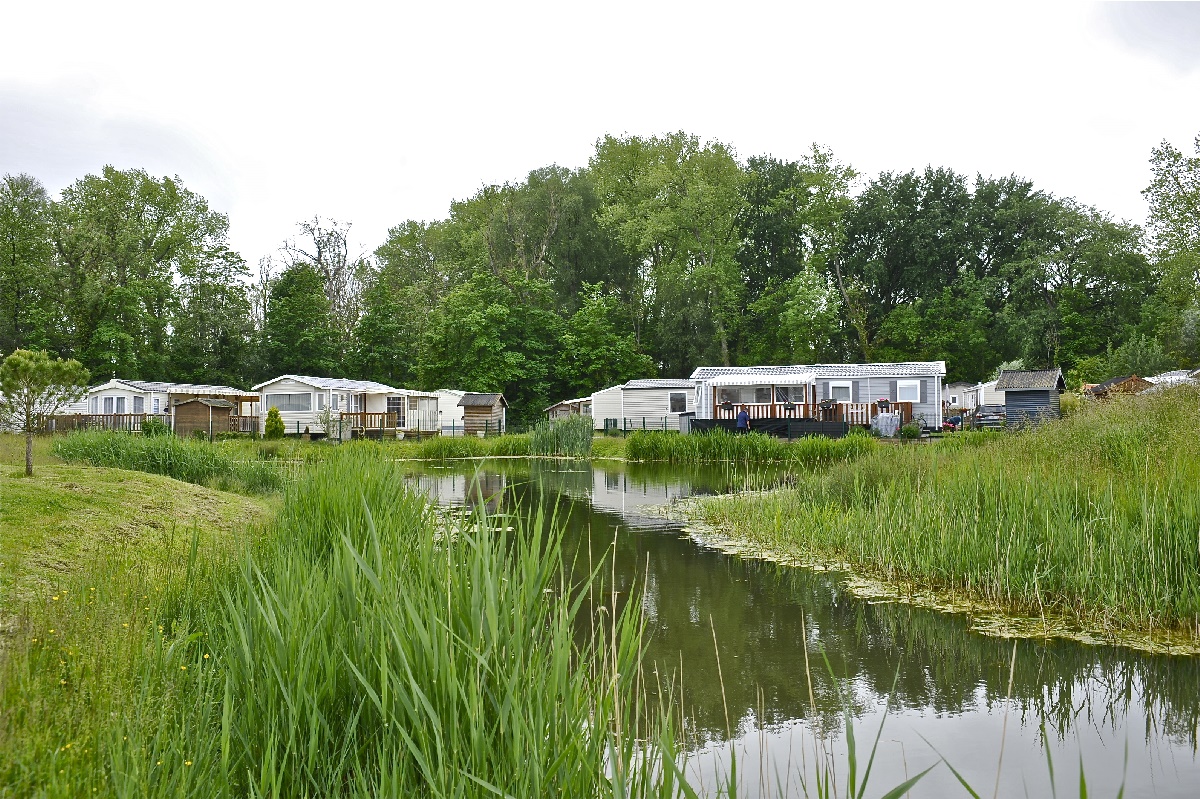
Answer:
899, 422, 921, 439
264, 407, 285, 440
141, 417, 172, 437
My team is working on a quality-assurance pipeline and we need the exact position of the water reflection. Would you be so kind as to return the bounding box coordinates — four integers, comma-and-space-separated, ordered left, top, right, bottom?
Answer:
404, 460, 1200, 797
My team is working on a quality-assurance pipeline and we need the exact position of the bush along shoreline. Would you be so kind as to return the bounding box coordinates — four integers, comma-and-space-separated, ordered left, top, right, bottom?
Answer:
685, 388, 1200, 651
625, 427, 878, 467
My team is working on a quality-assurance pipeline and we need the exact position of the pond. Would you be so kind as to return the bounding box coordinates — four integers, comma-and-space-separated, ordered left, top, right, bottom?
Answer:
404, 459, 1200, 797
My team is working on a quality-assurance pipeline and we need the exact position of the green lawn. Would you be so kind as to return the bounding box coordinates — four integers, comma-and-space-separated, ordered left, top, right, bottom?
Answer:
0, 463, 273, 614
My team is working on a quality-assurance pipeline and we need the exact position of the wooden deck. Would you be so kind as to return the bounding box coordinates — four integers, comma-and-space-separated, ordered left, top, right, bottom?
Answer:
714, 401, 913, 426
47, 413, 173, 433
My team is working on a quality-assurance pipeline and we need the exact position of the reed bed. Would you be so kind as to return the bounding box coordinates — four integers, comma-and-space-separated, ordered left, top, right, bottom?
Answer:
696, 387, 1200, 637
626, 428, 877, 468
0, 448, 688, 797
51, 431, 285, 494
529, 415, 594, 457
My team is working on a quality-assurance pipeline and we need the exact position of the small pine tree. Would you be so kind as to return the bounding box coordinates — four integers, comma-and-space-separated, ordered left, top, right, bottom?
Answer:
264, 406, 285, 440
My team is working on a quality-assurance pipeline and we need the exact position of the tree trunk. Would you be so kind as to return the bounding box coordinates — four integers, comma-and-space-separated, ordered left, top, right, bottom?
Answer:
25, 429, 33, 476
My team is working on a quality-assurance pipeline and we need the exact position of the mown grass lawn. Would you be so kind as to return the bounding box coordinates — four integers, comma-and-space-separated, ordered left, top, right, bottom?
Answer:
0, 433, 275, 620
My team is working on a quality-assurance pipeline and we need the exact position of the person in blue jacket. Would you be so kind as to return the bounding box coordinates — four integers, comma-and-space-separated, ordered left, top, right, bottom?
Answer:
735, 405, 750, 433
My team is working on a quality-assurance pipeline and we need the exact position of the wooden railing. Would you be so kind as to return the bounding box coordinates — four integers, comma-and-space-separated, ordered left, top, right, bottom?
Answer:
229, 415, 258, 433
47, 413, 172, 432
340, 412, 401, 430
714, 402, 914, 425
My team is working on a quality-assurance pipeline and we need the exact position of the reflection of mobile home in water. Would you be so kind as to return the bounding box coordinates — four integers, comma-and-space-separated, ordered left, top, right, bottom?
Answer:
406, 470, 508, 515
587, 467, 694, 527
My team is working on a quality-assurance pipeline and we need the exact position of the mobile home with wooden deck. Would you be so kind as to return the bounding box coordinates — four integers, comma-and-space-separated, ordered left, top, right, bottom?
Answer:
253, 375, 437, 437
691, 361, 946, 430
60, 379, 258, 433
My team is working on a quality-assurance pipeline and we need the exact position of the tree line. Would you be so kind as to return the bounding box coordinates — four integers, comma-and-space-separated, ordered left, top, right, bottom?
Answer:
2, 132, 1197, 424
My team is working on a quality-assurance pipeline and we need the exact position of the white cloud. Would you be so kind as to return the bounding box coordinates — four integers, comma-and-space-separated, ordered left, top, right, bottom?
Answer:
3, 1, 1199, 263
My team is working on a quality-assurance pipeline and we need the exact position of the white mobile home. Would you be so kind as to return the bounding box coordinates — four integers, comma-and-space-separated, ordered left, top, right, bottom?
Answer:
963, 379, 1005, 409
691, 362, 946, 429
434, 389, 467, 435
253, 375, 437, 437
63, 379, 258, 433
589, 379, 696, 431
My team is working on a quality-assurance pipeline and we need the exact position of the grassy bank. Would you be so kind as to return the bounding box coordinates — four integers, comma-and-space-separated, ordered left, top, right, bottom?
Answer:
692, 389, 1200, 642
626, 428, 878, 467
0, 447, 685, 796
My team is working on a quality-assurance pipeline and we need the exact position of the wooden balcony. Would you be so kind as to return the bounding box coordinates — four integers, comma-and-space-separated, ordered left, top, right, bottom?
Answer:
714, 401, 914, 426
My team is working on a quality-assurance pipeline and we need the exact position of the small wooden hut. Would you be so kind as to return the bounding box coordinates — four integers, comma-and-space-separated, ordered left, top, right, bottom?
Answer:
995, 369, 1065, 428
458, 393, 508, 436
173, 398, 235, 439
1084, 374, 1152, 399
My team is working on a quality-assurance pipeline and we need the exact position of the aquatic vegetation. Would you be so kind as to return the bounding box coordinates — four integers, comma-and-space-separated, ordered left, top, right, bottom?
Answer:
529, 415, 594, 457
625, 428, 877, 467
694, 387, 1200, 639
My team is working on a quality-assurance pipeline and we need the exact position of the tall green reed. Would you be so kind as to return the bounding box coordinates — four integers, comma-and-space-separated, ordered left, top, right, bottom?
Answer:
529, 415, 594, 457
626, 428, 877, 468
697, 388, 1200, 636
52, 431, 285, 494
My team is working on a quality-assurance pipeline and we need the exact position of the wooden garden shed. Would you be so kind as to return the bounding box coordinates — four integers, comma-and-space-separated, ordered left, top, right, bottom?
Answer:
173, 398, 235, 439
1084, 374, 1152, 399
458, 393, 508, 436
995, 369, 1065, 428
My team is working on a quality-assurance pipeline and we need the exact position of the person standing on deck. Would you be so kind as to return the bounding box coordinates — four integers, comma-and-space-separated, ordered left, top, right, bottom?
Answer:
736, 405, 751, 433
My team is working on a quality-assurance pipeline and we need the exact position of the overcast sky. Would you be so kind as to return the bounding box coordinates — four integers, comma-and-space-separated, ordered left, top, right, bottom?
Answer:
3, 1, 1199, 264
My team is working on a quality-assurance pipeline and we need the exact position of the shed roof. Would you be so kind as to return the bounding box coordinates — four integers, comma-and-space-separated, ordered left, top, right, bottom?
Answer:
623, 379, 695, 390
252, 375, 400, 393
458, 393, 508, 408
1084, 374, 1150, 395
994, 369, 1065, 391
174, 397, 235, 409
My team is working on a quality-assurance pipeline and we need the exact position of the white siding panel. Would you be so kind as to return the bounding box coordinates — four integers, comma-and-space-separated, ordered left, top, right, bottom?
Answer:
620, 389, 695, 430
590, 386, 624, 430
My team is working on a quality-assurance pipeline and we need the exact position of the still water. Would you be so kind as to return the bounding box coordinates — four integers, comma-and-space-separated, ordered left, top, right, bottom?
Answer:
405, 459, 1200, 798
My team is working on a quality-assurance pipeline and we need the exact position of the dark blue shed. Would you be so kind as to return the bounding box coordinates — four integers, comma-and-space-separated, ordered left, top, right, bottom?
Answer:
995, 369, 1066, 428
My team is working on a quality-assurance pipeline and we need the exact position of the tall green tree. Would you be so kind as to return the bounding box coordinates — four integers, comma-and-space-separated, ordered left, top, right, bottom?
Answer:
418, 273, 561, 425
590, 132, 745, 374
1143, 133, 1200, 364
52, 166, 235, 379
1001, 202, 1151, 370
261, 263, 338, 377
0, 174, 61, 355
557, 284, 656, 396
169, 247, 254, 386
734, 148, 855, 363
